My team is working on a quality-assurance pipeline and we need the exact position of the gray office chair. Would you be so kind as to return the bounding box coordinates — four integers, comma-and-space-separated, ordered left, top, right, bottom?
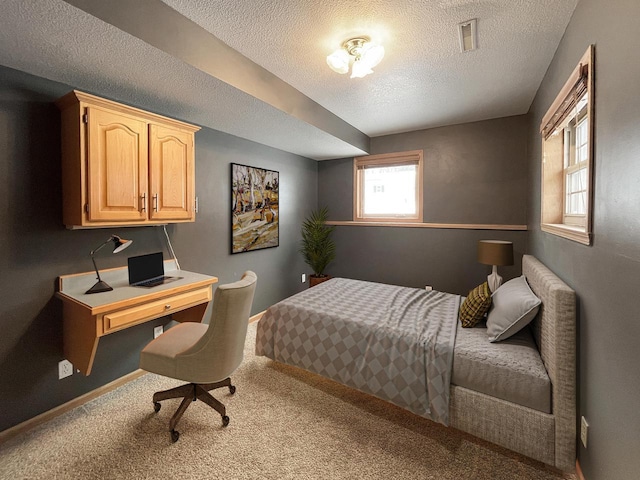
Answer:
140, 271, 257, 442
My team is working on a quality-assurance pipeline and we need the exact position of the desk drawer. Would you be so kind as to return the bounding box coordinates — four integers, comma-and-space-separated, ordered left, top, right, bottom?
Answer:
103, 287, 211, 333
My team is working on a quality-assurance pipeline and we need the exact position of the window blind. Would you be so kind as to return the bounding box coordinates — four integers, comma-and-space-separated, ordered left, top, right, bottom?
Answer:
541, 65, 589, 140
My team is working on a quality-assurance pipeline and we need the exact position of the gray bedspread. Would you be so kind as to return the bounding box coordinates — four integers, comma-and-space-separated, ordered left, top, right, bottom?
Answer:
255, 278, 461, 425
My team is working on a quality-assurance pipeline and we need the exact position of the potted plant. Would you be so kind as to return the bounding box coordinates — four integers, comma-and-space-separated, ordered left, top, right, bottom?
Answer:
300, 207, 336, 287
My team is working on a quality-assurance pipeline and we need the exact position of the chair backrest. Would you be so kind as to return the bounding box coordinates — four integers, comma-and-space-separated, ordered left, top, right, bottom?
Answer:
178, 271, 257, 382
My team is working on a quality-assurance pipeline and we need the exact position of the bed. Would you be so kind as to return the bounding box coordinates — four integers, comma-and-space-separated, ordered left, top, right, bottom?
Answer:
255, 255, 576, 471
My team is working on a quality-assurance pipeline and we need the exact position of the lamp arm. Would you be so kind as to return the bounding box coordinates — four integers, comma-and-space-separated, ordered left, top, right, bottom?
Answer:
91, 254, 102, 282
90, 236, 115, 256
89, 236, 115, 281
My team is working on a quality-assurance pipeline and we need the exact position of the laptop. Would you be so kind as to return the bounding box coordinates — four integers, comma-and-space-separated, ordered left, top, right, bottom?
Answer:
128, 252, 181, 288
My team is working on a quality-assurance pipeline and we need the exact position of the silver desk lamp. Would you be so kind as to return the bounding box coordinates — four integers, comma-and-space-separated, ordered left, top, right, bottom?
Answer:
86, 235, 133, 294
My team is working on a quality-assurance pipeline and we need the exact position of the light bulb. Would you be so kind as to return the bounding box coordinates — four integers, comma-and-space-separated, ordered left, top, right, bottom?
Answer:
360, 43, 385, 69
350, 59, 373, 79
326, 49, 349, 74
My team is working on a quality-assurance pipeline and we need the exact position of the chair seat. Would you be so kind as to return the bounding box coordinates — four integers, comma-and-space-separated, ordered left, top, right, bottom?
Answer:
140, 322, 208, 380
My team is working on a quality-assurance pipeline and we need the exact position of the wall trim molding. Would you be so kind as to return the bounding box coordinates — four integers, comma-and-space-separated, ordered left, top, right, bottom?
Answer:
326, 221, 527, 231
0, 369, 147, 445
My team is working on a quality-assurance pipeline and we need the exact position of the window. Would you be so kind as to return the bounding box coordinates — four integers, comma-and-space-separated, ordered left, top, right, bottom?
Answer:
564, 113, 588, 225
353, 150, 423, 223
540, 45, 594, 245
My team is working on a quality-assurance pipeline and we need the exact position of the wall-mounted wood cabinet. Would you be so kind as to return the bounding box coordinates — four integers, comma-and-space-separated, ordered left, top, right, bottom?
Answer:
56, 91, 200, 229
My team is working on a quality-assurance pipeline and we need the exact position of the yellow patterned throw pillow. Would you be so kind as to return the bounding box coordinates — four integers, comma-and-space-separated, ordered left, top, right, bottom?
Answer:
459, 282, 492, 328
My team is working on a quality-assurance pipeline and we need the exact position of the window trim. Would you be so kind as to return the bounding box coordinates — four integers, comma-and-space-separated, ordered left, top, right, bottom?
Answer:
353, 150, 424, 223
540, 45, 594, 245
562, 115, 588, 227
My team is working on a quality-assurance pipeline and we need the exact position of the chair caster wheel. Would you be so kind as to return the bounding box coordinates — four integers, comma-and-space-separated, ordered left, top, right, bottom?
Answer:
153, 402, 161, 413
222, 415, 230, 427
171, 429, 180, 443
229, 385, 236, 394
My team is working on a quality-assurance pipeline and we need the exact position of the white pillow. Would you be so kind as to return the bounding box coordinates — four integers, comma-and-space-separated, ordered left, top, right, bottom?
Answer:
486, 275, 541, 342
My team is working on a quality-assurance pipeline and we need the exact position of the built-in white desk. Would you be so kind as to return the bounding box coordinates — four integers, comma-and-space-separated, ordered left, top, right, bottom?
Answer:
56, 261, 218, 375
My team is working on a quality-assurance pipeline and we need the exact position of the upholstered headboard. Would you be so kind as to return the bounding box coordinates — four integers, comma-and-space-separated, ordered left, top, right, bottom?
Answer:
522, 255, 576, 471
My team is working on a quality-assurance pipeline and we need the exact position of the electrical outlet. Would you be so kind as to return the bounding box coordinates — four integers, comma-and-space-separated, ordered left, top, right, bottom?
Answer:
425, 286, 433, 291
580, 416, 589, 448
301, 273, 306, 283
154, 326, 164, 338
58, 360, 73, 379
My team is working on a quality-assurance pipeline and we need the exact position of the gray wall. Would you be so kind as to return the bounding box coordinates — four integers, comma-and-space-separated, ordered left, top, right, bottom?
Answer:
0, 65, 316, 432
318, 116, 528, 295
169, 125, 316, 315
527, 1, 640, 478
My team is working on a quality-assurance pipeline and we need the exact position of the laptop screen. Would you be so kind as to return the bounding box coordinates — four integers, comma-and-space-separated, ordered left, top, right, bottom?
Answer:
128, 252, 164, 285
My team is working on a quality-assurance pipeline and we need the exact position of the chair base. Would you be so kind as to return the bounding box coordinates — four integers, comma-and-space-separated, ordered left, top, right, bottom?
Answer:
152, 378, 236, 442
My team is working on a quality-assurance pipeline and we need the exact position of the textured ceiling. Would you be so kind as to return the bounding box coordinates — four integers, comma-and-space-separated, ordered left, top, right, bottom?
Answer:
0, 0, 578, 160
162, 0, 579, 136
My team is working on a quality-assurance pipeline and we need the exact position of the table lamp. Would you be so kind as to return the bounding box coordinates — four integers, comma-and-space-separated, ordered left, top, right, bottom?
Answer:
86, 235, 133, 294
477, 240, 514, 293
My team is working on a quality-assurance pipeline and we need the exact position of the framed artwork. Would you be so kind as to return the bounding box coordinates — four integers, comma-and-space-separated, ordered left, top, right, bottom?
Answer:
231, 163, 279, 254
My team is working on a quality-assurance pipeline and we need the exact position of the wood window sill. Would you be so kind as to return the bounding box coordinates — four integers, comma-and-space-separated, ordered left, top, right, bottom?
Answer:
327, 221, 527, 231
541, 223, 591, 245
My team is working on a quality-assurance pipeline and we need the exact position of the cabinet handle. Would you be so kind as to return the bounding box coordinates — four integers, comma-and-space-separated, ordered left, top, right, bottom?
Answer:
165, 304, 171, 310
153, 194, 158, 212
141, 193, 146, 212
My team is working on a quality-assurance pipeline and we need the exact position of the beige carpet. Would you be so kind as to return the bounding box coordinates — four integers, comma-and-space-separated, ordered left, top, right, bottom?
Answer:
0, 323, 575, 480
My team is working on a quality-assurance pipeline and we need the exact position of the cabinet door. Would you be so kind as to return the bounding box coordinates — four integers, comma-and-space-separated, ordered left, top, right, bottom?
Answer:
86, 107, 148, 222
149, 124, 194, 221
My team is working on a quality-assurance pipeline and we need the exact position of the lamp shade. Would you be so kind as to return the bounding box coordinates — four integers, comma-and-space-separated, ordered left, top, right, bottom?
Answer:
360, 43, 385, 69
326, 49, 350, 74
350, 59, 373, 79
112, 236, 132, 253
477, 240, 514, 266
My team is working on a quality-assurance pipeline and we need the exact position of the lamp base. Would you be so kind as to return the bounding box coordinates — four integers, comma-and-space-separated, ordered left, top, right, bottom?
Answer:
85, 280, 113, 294
487, 265, 503, 293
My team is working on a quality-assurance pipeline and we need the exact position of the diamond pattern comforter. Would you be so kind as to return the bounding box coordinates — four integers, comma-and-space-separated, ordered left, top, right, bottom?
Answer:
255, 278, 461, 425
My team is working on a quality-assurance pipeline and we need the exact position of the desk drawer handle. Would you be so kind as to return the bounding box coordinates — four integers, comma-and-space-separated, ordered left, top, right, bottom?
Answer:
165, 304, 171, 310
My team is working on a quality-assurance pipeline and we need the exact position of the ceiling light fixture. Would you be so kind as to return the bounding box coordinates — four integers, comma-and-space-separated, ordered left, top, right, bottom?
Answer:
326, 36, 385, 79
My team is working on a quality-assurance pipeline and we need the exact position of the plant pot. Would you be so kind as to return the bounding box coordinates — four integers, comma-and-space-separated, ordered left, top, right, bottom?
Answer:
309, 275, 332, 288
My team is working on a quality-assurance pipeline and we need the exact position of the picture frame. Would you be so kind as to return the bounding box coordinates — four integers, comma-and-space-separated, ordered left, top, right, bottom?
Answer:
231, 163, 279, 254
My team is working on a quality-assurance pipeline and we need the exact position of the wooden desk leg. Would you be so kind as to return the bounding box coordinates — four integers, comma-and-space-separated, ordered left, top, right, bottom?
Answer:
63, 301, 100, 376
172, 302, 209, 324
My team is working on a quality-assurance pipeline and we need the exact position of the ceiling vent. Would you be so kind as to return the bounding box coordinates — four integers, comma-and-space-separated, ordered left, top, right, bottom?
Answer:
458, 19, 478, 52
